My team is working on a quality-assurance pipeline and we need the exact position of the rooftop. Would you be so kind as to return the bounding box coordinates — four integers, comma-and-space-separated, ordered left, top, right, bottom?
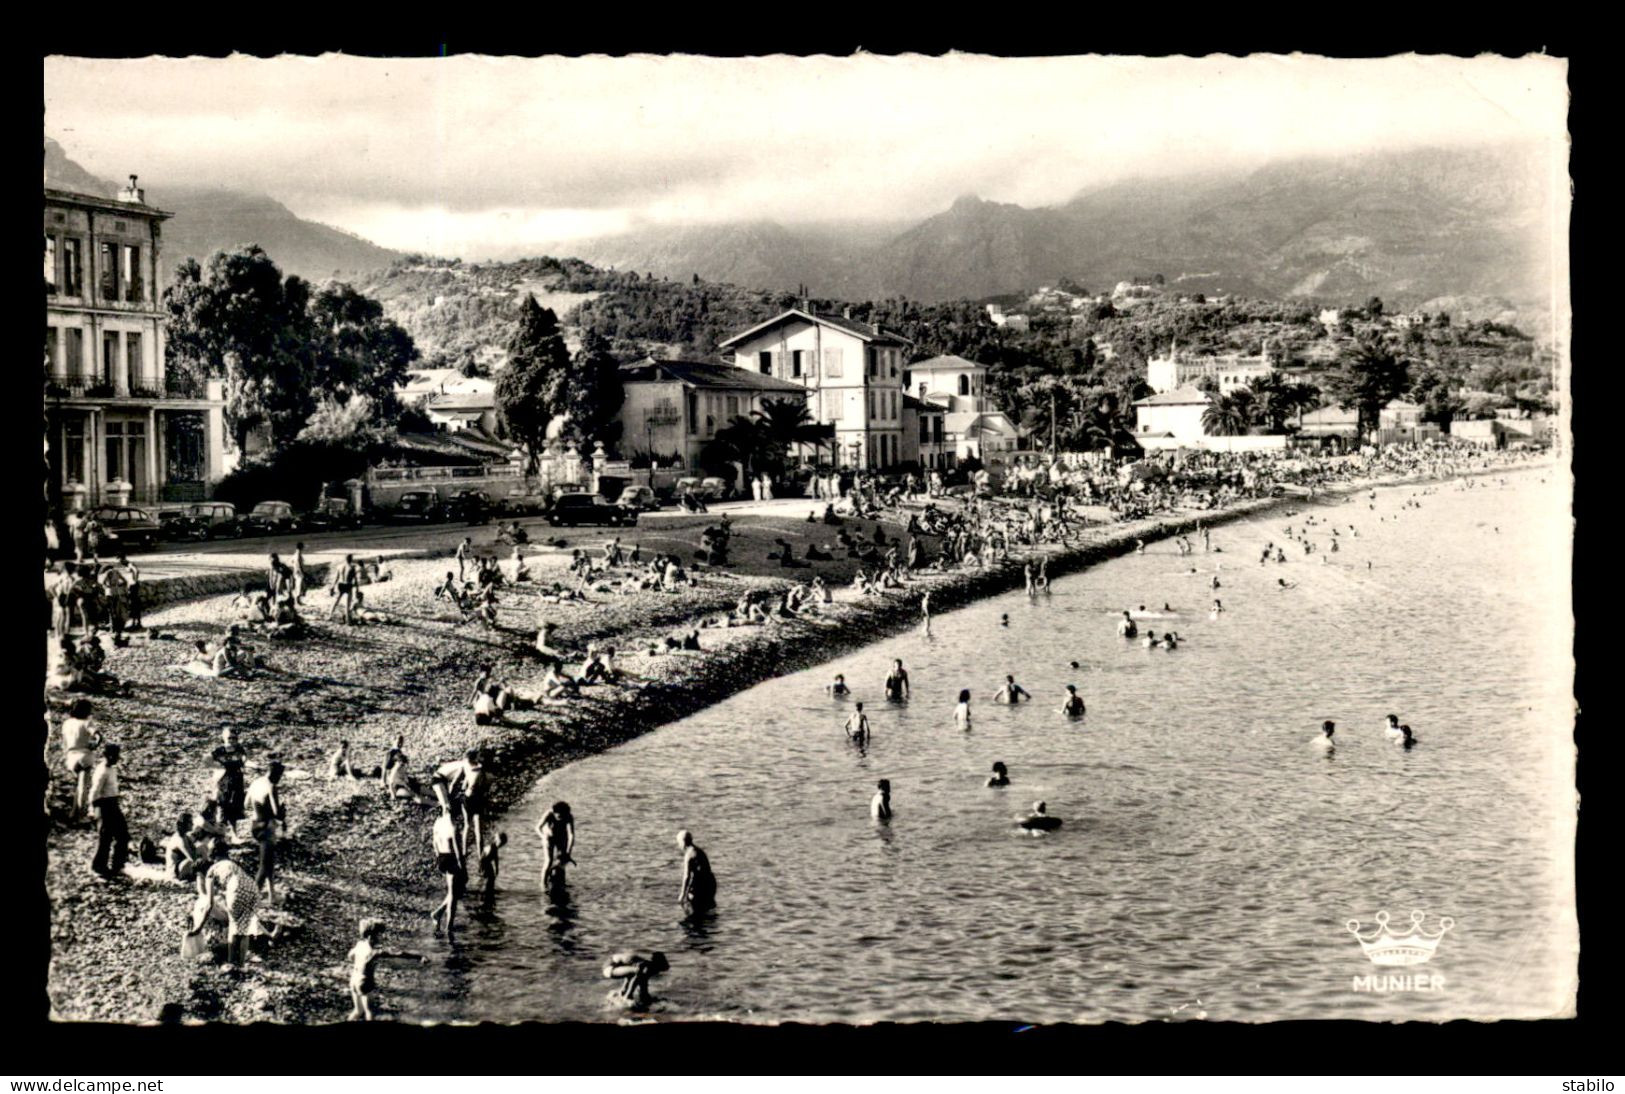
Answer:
718, 308, 913, 349
620, 357, 809, 394
909, 354, 988, 372
45, 185, 173, 221
1133, 386, 1213, 407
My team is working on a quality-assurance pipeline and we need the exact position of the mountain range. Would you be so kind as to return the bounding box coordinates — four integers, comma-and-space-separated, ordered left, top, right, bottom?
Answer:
44, 138, 403, 283
562, 143, 1559, 315
46, 136, 1559, 323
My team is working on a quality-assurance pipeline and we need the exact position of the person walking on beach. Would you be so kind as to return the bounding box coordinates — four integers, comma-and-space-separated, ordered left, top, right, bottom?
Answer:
884, 659, 911, 702
89, 743, 128, 880
331, 554, 360, 625
433, 749, 487, 859
291, 543, 308, 602
247, 760, 287, 906
456, 537, 473, 582
430, 802, 466, 935
348, 918, 428, 1021
954, 688, 973, 731
677, 830, 716, 912
844, 702, 872, 743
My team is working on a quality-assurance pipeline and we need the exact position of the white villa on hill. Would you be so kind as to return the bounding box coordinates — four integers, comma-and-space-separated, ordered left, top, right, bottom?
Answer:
718, 306, 912, 470
903, 354, 1021, 464
1146, 340, 1275, 395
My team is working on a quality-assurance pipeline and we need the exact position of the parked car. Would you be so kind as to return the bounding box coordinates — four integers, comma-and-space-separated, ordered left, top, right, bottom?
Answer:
498, 486, 546, 517
157, 508, 206, 542
546, 493, 639, 527
675, 476, 733, 501
391, 490, 446, 524
615, 485, 661, 512
241, 500, 302, 536
445, 488, 495, 524
86, 505, 163, 551
184, 501, 243, 539
304, 497, 364, 532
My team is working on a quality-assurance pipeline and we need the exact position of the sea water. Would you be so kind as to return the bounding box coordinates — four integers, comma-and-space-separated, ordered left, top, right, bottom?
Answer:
407, 468, 1575, 1024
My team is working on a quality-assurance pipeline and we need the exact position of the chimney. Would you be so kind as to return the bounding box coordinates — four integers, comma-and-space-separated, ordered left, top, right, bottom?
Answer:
118, 174, 144, 204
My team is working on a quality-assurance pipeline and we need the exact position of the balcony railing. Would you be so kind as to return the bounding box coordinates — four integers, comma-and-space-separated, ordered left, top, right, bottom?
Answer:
45, 375, 113, 399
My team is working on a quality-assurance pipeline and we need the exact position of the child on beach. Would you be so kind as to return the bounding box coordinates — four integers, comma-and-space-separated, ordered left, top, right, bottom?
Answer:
347, 918, 428, 1021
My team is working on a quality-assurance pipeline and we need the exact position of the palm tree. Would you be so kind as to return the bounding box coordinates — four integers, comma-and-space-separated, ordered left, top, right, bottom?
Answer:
752, 396, 823, 468
1201, 391, 1255, 436
705, 415, 767, 479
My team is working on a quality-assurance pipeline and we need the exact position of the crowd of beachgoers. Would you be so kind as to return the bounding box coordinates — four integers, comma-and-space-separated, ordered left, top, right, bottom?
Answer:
41, 438, 1549, 1022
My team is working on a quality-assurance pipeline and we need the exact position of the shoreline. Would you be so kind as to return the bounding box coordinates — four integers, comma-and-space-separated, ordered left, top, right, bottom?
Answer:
44, 457, 1542, 1024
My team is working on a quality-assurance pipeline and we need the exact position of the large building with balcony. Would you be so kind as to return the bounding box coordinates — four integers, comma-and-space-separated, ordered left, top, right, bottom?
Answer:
616, 356, 810, 470
902, 354, 1020, 464
44, 177, 227, 508
717, 307, 913, 470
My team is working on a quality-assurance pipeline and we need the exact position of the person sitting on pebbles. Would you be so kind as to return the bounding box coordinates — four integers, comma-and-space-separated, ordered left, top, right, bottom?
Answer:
542, 662, 581, 704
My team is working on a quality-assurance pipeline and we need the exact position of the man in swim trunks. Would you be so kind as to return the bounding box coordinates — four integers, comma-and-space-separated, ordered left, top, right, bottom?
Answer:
870, 779, 892, 820
844, 702, 872, 742
246, 760, 287, 905
430, 803, 465, 935
1060, 685, 1086, 717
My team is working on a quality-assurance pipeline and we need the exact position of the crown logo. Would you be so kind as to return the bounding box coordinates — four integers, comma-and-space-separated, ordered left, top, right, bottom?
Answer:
1346, 910, 1453, 966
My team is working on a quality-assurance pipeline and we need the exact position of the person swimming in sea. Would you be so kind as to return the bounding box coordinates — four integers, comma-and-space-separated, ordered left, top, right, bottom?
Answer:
1397, 725, 1417, 749
1116, 611, 1138, 638
1277, 578, 1297, 589
1383, 714, 1403, 741
870, 779, 892, 820
827, 674, 851, 698
1210, 599, 1224, 614
1313, 720, 1335, 753
1059, 685, 1086, 717
986, 762, 1010, 788
993, 675, 1031, 704
1000, 613, 1010, 627
1017, 801, 1062, 832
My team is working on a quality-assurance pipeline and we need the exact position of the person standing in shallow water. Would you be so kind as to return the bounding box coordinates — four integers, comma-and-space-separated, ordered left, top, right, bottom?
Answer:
677, 830, 716, 911
844, 702, 872, 743
986, 762, 1010, 788
954, 688, 973, 731
871, 779, 892, 820
884, 659, 910, 703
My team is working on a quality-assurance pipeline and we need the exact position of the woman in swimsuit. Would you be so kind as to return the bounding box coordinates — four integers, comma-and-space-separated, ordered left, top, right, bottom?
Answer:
59, 698, 100, 821
210, 728, 248, 839
535, 802, 575, 892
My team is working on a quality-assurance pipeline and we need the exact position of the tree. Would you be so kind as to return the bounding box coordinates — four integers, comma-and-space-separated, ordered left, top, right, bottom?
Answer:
1201, 390, 1256, 436
307, 282, 418, 427
296, 393, 392, 451
494, 295, 571, 470
165, 247, 311, 455
752, 396, 823, 470
703, 415, 766, 478
565, 331, 625, 454
1324, 337, 1412, 437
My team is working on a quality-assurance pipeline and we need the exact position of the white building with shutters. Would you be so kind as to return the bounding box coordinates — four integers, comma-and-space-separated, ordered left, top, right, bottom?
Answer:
718, 307, 913, 470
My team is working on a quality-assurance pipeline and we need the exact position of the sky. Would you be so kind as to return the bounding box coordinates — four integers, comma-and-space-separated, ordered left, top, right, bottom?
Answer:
43, 53, 1569, 259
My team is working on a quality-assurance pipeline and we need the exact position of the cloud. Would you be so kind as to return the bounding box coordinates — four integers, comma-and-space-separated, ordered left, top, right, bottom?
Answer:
44, 52, 1568, 255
